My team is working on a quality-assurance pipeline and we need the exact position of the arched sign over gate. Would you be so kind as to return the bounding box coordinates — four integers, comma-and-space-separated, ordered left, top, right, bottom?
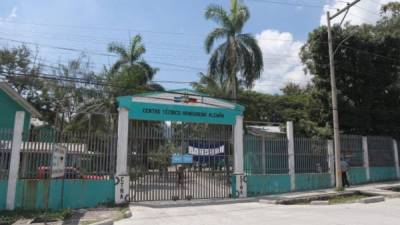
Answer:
114, 89, 246, 203
117, 89, 244, 125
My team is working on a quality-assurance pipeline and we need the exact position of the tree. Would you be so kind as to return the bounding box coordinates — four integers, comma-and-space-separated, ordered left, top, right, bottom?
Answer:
108, 35, 157, 81
300, 3, 400, 137
238, 86, 330, 137
0, 45, 43, 99
191, 72, 232, 98
204, 0, 263, 100
71, 35, 164, 134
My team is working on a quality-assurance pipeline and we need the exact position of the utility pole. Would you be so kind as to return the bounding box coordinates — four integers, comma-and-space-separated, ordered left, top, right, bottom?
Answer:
326, 0, 361, 190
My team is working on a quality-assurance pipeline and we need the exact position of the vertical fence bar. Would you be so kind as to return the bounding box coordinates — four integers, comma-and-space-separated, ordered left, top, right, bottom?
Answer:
261, 136, 266, 175
393, 139, 400, 179
362, 136, 370, 181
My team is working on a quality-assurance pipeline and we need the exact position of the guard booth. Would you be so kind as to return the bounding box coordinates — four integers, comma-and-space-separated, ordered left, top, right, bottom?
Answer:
114, 89, 246, 202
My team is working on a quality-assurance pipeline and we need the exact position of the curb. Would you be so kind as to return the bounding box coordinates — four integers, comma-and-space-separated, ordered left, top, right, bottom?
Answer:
358, 196, 385, 204
132, 197, 258, 208
91, 219, 114, 225
310, 200, 329, 205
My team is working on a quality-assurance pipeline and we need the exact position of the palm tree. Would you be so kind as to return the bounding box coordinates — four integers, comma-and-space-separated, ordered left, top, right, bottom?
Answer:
108, 34, 158, 84
69, 36, 164, 134
192, 72, 231, 98
204, 0, 263, 100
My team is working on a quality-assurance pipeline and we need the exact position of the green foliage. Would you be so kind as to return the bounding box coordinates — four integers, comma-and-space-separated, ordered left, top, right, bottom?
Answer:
149, 141, 179, 169
238, 86, 330, 137
300, 3, 400, 137
0, 209, 72, 225
107, 34, 159, 88
0, 35, 163, 134
191, 72, 233, 99
71, 35, 164, 134
204, 0, 263, 99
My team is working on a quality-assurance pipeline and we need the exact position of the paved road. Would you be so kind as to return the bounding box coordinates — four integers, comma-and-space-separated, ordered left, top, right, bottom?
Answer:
116, 198, 400, 225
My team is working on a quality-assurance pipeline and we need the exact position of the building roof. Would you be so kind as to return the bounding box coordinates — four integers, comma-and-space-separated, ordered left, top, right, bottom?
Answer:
246, 125, 285, 137
0, 82, 41, 118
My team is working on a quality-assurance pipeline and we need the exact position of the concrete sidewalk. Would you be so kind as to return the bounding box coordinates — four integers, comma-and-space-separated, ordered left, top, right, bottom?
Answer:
260, 181, 400, 202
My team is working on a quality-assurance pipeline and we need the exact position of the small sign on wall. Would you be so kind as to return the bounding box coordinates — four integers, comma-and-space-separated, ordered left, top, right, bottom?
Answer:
236, 174, 247, 198
51, 144, 67, 178
115, 175, 130, 204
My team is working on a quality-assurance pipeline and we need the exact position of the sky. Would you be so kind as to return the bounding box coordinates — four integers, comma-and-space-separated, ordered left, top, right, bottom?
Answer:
0, 0, 398, 94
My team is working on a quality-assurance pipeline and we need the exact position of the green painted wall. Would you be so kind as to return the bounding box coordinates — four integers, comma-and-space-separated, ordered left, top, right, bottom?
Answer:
370, 167, 397, 182
247, 174, 291, 197
0, 180, 7, 210
0, 89, 31, 135
12, 179, 114, 210
295, 173, 332, 191
62, 180, 115, 209
231, 176, 237, 198
347, 167, 368, 184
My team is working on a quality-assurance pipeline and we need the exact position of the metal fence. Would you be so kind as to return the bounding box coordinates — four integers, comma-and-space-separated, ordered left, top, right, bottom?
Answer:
128, 121, 233, 201
340, 135, 364, 167
0, 128, 13, 179
0, 129, 117, 180
294, 138, 328, 173
398, 140, 400, 167
244, 135, 288, 174
244, 134, 399, 176
367, 136, 395, 167
244, 136, 329, 175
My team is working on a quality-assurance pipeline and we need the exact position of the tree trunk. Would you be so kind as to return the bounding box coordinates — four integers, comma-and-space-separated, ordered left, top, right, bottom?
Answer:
231, 71, 238, 102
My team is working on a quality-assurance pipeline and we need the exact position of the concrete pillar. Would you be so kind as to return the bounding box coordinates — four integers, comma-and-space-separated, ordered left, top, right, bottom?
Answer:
393, 139, 400, 179
287, 121, 295, 191
362, 136, 370, 181
261, 136, 266, 174
327, 140, 335, 186
233, 115, 246, 197
7, 111, 25, 210
116, 108, 129, 175
115, 108, 130, 204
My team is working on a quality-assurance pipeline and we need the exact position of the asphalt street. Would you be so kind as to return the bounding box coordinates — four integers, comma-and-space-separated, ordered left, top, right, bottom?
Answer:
116, 198, 400, 225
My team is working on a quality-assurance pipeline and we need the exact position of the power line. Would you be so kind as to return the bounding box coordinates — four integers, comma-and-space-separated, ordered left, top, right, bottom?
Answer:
0, 69, 309, 90
5, 33, 399, 68
0, 37, 210, 72
246, 0, 324, 9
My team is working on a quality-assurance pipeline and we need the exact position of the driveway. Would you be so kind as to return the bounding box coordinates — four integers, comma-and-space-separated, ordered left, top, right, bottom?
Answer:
116, 198, 400, 225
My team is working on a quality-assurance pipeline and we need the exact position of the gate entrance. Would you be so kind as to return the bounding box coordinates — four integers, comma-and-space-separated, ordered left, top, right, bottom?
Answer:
128, 121, 233, 201
116, 89, 245, 202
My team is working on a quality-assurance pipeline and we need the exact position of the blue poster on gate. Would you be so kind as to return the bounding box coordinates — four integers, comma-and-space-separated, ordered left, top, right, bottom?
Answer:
171, 153, 193, 164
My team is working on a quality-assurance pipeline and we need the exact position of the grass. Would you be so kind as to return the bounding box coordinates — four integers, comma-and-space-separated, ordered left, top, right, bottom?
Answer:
328, 194, 370, 204
0, 209, 72, 225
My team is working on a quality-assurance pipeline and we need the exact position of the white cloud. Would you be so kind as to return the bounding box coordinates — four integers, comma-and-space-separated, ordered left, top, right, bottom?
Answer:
320, 0, 399, 26
0, 6, 17, 22
253, 29, 311, 94
8, 7, 17, 20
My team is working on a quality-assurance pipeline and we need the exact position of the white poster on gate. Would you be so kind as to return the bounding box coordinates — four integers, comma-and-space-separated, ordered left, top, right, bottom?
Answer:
188, 145, 224, 156
51, 144, 67, 178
